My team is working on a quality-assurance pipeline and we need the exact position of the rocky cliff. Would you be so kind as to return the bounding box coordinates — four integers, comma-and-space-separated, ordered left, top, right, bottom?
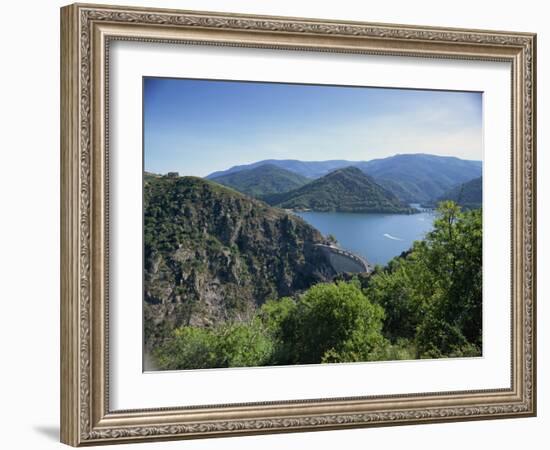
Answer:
144, 174, 335, 347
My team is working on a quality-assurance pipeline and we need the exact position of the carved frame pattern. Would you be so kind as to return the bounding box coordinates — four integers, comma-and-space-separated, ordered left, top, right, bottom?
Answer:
60, 3, 536, 446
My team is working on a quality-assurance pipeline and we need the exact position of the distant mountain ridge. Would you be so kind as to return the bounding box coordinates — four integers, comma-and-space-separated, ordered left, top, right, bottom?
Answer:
207, 159, 360, 180
207, 154, 482, 203
263, 166, 414, 214
433, 176, 482, 210
210, 163, 310, 197
355, 154, 482, 203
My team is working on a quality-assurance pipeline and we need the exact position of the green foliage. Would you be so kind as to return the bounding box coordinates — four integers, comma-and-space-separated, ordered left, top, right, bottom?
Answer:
257, 297, 297, 364
364, 258, 423, 342
154, 281, 390, 369
278, 281, 388, 364
258, 297, 296, 334
154, 327, 220, 370
215, 320, 275, 367
264, 167, 414, 213
365, 201, 482, 358
415, 316, 480, 359
423, 201, 483, 349
154, 319, 274, 370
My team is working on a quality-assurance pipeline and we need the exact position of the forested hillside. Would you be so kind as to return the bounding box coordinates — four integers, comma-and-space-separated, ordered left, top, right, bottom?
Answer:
206, 154, 482, 203
143, 174, 336, 349
210, 163, 309, 197
263, 167, 414, 213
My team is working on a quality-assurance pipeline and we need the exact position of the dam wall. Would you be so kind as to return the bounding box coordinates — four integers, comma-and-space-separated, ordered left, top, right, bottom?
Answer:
315, 244, 371, 274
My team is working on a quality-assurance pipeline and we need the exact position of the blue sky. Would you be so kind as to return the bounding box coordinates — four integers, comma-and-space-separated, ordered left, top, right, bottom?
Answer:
144, 77, 482, 177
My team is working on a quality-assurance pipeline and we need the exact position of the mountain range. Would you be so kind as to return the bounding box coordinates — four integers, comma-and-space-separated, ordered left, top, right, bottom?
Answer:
207, 154, 482, 204
207, 159, 360, 180
263, 166, 414, 213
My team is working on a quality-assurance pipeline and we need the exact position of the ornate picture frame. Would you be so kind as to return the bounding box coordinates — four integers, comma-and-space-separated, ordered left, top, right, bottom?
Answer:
60, 3, 536, 446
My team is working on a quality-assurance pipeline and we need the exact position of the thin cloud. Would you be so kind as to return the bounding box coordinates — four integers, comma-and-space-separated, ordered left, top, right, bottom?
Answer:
144, 78, 483, 176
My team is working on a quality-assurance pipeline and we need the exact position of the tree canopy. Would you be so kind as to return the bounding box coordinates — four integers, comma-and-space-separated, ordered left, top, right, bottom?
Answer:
365, 201, 482, 358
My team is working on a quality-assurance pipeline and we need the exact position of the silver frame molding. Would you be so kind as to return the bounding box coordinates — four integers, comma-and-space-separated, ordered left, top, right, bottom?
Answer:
60, 3, 536, 446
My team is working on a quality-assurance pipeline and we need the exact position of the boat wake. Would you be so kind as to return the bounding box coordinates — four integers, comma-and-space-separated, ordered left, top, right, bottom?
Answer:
383, 233, 403, 241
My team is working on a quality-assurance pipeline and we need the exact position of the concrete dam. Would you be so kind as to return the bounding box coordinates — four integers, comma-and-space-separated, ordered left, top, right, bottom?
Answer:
315, 244, 372, 274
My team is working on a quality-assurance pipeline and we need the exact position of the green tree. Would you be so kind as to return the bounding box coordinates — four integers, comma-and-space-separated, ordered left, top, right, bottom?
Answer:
279, 281, 389, 364
414, 201, 482, 355
216, 319, 275, 367
365, 201, 482, 359
258, 297, 297, 364
154, 318, 274, 370
364, 257, 423, 342
154, 326, 220, 370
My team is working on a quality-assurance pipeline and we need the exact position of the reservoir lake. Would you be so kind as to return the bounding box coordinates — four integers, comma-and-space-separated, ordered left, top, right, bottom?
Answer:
295, 209, 435, 266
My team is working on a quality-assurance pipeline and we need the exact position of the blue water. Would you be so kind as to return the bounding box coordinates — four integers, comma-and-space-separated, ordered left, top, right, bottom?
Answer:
295, 210, 435, 266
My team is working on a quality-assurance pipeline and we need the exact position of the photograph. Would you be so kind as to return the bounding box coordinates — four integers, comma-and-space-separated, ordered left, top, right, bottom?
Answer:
142, 78, 484, 371
57, 3, 536, 445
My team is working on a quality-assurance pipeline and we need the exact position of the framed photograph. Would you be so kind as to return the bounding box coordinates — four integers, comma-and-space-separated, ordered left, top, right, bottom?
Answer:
60, 3, 537, 446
